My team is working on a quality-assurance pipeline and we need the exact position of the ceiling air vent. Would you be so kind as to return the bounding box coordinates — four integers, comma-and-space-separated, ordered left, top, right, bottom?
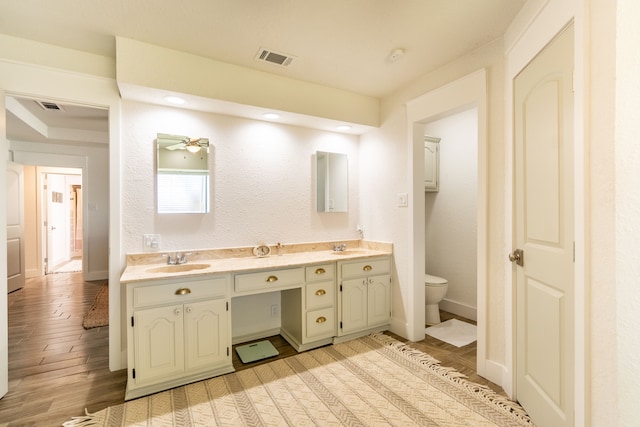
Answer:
37, 101, 64, 111
255, 47, 295, 67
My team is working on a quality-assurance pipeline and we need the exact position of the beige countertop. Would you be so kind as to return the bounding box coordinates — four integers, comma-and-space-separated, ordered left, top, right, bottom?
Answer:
120, 240, 392, 284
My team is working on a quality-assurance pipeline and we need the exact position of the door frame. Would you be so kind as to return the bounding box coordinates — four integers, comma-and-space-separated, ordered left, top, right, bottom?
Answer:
1, 57, 124, 402
38, 167, 83, 275
406, 68, 491, 380
504, 0, 586, 423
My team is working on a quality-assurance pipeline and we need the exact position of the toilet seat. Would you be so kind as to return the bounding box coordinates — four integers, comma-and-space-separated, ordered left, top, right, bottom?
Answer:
424, 274, 447, 285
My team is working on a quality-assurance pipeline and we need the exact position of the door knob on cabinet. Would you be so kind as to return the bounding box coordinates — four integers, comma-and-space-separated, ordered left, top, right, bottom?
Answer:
509, 249, 524, 267
174, 308, 181, 315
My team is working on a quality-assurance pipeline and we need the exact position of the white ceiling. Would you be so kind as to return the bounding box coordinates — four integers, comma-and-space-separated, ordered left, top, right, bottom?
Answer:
1, 0, 525, 142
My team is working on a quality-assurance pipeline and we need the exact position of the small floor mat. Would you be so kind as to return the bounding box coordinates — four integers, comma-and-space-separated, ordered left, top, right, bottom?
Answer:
425, 318, 477, 347
235, 340, 279, 363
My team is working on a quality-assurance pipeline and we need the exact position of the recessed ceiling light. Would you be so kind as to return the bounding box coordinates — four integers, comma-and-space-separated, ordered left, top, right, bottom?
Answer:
337, 125, 352, 131
263, 112, 280, 120
164, 95, 186, 105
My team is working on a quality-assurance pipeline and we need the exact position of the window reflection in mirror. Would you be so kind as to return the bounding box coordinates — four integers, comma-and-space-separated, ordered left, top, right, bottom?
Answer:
316, 151, 348, 212
156, 133, 210, 214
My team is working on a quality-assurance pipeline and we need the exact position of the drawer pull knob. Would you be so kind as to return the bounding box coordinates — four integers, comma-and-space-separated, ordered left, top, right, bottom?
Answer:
175, 288, 191, 295
363, 265, 373, 271
316, 316, 327, 323
315, 268, 326, 275
174, 308, 181, 315
315, 289, 326, 296
266, 275, 279, 283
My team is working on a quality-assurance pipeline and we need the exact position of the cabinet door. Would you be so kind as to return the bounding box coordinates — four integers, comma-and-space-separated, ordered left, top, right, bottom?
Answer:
424, 137, 440, 192
368, 274, 391, 326
134, 305, 185, 384
340, 278, 368, 335
185, 299, 229, 371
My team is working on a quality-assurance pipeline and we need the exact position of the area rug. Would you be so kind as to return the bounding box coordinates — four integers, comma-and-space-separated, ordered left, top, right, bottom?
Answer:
82, 285, 108, 329
425, 319, 478, 347
64, 333, 533, 426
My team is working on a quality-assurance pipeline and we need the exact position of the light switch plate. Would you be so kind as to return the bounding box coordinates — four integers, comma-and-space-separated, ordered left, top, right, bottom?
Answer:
143, 234, 160, 251
397, 193, 409, 207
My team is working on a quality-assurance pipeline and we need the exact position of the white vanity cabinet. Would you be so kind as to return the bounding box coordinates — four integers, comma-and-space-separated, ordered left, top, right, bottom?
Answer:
337, 257, 391, 339
281, 263, 336, 351
125, 275, 234, 400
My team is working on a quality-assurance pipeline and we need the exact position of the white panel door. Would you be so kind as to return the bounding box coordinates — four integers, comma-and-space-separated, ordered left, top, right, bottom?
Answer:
513, 25, 574, 427
7, 163, 24, 293
44, 173, 66, 273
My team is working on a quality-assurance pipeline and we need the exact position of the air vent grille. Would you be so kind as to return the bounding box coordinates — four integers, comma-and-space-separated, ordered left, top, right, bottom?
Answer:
255, 47, 295, 67
37, 101, 64, 111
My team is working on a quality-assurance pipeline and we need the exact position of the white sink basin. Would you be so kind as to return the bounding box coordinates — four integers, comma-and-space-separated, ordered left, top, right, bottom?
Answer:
147, 263, 211, 273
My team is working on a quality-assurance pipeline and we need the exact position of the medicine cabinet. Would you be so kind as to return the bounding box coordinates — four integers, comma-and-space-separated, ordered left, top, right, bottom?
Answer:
424, 136, 440, 192
316, 151, 348, 213
156, 133, 210, 214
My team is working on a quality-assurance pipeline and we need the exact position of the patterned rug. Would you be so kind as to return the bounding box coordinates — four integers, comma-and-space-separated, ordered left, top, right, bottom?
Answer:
64, 333, 534, 426
82, 285, 108, 329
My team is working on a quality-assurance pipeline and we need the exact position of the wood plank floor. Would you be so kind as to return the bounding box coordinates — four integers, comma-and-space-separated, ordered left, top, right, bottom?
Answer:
0, 272, 503, 426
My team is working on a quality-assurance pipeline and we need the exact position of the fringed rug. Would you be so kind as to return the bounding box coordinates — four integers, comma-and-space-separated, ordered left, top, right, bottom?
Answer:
82, 285, 108, 329
64, 333, 534, 426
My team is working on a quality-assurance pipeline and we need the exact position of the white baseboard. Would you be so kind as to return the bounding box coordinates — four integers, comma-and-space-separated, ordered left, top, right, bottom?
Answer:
439, 299, 477, 321
482, 359, 507, 391
84, 270, 108, 281
232, 328, 281, 345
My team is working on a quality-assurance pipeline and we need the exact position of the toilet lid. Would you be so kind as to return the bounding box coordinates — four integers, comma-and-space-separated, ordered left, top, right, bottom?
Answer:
424, 274, 447, 285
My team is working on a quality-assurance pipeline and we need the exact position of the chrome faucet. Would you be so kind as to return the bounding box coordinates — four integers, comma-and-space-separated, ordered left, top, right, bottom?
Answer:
163, 252, 190, 265
333, 243, 347, 252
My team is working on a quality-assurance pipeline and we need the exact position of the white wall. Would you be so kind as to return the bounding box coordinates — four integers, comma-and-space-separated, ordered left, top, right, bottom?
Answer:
360, 39, 505, 367
424, 108, 478, 319
121, 100, 361, 253
615, 1, 640, 425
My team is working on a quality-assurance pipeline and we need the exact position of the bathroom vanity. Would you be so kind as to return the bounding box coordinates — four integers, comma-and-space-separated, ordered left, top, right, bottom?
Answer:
120, 240, 392, 400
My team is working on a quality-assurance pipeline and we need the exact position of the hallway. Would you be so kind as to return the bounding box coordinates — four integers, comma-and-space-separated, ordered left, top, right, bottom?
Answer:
0, 273, 125, 426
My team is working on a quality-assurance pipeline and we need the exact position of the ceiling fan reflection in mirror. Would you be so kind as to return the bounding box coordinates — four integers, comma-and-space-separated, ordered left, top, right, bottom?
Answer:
158, 133, 209, 153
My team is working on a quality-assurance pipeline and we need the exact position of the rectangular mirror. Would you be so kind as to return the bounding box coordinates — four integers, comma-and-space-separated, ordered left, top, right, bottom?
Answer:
156, 133, 210, 213
316, 151, 348, 212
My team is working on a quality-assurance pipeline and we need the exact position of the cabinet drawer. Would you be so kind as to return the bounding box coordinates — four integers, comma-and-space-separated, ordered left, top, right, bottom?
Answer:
132, 276, 228, 309
305, 263, 335, 282
305, 281, 335, 311
235, 268, 304, 293
340, 258, 390, 279
306, 307, 336, 339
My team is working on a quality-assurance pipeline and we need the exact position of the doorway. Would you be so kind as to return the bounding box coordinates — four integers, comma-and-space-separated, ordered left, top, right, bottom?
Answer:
41, 168, 83, 274
407, 69, 490, 381
423, 108, 478, 321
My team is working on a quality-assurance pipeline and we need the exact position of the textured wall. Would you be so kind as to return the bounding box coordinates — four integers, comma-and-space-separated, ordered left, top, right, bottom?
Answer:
121, 100, 361, 254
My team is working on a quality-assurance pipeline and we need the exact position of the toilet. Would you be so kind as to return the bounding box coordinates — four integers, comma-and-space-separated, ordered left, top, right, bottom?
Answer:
425, 274, 448, 325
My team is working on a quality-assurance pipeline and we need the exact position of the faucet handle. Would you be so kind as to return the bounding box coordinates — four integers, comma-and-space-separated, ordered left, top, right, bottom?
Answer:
162, 253, 176, 265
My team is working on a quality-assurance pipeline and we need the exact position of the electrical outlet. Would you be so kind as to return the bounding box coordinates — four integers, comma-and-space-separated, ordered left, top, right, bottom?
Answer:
271, 304, 279, 317
143, 234, 160, 252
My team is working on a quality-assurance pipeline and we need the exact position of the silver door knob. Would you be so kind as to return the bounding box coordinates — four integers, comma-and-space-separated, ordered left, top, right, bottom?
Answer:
509, 249, 524, 267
